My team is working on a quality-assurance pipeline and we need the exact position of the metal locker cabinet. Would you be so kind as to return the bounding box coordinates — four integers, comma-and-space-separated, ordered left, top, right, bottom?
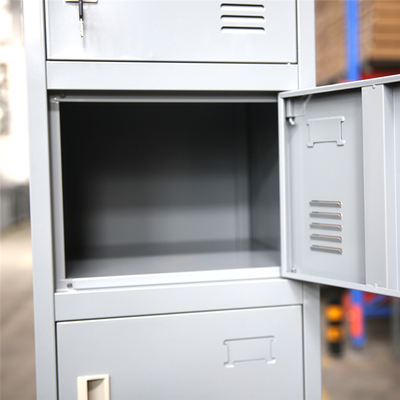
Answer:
22, 0, 325, 399
46, 96, 321, 399
279, 75, 400, 298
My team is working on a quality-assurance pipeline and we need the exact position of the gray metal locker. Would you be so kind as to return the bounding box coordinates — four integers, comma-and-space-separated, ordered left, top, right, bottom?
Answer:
46, 92, 321, 400
23, 1, 400, 399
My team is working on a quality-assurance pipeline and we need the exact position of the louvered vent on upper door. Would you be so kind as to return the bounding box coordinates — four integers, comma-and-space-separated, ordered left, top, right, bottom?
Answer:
220, 3, 266, 33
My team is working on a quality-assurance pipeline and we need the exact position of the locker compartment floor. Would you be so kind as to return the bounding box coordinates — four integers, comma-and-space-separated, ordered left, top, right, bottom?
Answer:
65, 240, 280, 279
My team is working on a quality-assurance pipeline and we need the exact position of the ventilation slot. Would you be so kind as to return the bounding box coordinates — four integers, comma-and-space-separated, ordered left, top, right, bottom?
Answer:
221, 3, 266, 33
310, 234, 342, 243
310, 245, 343, 255
310, 212, 342, 220
309, 200, 343, 254
310, 223, 342, 231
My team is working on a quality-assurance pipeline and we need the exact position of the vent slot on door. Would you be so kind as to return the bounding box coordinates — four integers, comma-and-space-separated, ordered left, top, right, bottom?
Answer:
221, 3, 266, 33
310, 200, 343, 254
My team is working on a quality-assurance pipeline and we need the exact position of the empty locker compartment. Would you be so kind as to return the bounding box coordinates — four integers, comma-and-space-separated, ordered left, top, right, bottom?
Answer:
50, 97, 281, 287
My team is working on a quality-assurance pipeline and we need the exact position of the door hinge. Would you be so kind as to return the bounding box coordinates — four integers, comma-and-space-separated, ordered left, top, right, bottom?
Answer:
285, 95, 312, 126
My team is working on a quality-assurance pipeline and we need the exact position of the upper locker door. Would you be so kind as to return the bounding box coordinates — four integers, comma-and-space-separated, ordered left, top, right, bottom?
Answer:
280, 74, 400, 298
45, 0, 297, 63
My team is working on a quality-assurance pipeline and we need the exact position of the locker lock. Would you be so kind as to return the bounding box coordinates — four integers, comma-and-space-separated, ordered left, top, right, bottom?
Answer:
65, 0, 98, 38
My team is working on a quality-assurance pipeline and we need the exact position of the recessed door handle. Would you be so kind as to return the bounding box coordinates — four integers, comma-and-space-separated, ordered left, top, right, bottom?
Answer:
77, 374, 110, 400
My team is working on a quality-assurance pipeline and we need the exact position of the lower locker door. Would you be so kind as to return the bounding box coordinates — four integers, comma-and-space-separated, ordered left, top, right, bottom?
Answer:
57, 306, 304, 400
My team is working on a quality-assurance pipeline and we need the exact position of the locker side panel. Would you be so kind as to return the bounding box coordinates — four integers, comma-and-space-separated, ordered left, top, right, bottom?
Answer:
57, 307, 304, 400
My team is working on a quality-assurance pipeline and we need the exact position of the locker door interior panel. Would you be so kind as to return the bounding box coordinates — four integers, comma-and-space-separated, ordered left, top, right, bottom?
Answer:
57, 306, 304, 400
280, 76, 400, 297
284, 90, 365, 283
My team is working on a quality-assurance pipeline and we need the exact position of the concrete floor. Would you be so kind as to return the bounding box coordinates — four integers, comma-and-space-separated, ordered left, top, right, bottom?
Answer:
1, 220, 36, 399
322, 317, 400, 400
1, 221, 400, 399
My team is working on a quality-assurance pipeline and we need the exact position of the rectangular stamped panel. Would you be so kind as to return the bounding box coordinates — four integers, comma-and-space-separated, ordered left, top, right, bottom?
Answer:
224, 336, 275, 367
307, 116, 345, 147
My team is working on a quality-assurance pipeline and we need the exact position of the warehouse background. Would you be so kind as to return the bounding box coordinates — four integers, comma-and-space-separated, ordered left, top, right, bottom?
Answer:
1, 1, 400, 399
316, 0, 400, 85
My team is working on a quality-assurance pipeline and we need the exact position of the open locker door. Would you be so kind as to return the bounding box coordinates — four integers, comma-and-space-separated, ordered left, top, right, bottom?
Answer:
279, 74, 400, 298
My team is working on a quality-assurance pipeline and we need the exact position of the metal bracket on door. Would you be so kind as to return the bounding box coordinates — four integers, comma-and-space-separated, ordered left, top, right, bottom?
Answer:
65, 0, 98, 3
